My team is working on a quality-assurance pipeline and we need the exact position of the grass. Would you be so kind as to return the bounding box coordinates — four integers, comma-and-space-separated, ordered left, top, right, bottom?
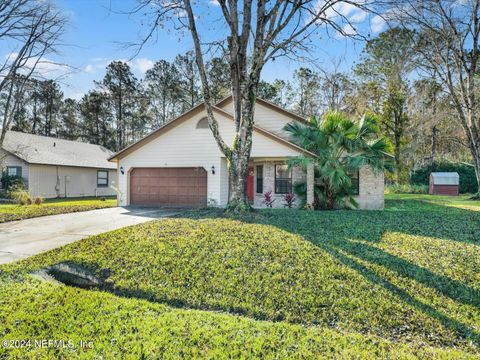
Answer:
386, 193, 480, 211
385, 184, 429, 194
0, 194, 479, 358
0, 197, 117, 223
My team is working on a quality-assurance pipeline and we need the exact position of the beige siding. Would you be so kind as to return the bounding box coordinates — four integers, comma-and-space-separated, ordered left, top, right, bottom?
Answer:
220, 101, 299, 139
0, 149, 29, 186
116, 110, 304, 206
28, 164, 117, 198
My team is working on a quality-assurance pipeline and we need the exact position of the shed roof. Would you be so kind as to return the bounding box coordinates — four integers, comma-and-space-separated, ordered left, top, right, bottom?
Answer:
430, 172, 459, 185
2, 131, 116, 169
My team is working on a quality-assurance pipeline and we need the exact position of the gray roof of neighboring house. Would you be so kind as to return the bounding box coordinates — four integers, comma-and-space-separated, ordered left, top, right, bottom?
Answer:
430, 172, 459, 185
2, 131, 116, 169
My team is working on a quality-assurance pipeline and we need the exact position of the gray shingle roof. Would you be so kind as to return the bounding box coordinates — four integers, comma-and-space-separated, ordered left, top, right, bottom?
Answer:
2, 131, 116, 169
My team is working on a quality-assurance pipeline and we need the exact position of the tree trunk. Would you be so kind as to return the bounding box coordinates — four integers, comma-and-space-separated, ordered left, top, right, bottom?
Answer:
394, 132, 401, 183
0, 79, 15, 147
227, 154, 250, 211
431, 125, 438, 163
225, 95, 256, 212
469, 135, 480, 198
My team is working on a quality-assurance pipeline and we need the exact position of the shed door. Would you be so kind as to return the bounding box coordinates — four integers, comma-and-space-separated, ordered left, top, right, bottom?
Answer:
130, 167, 207, 207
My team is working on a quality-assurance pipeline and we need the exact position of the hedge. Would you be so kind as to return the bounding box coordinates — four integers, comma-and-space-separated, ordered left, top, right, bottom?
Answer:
410, 161, 477, 193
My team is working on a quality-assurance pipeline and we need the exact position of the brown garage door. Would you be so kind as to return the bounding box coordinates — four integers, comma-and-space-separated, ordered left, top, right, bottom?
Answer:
130, 167, 207, 207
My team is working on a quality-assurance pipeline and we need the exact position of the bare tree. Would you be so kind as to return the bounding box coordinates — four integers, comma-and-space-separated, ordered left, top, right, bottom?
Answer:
0, 0, 66, 146
390, 0, 480, 195
133, 0, 374, 211
316, 59, 354, 112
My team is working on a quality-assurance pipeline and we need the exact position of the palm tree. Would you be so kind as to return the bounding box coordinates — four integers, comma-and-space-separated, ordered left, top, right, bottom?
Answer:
285, 112, 393, 209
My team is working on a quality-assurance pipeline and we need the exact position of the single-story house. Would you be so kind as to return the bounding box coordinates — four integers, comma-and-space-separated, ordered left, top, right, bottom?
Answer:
109, 97, 385, 209
0, 131, 117, 198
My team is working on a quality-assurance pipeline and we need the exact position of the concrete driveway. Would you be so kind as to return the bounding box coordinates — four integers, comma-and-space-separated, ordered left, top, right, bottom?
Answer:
0, 207, 178, 265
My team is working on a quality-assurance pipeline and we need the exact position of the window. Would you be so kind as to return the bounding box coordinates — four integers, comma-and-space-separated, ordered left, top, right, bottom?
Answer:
6, 166, 21, 177
97, 170, 109, 187
275, 164, 292, 194
348, 169, 360, 195
196, 117, 209, 129
256, 165, 263, 194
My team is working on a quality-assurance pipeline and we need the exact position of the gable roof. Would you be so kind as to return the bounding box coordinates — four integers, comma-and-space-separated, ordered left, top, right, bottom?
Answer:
215, 96, 310, 124
2, 131, 116, 169
108, 99, 316, 161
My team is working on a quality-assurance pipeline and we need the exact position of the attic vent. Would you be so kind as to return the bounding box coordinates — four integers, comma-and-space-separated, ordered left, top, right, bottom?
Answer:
196, 117, 209, 129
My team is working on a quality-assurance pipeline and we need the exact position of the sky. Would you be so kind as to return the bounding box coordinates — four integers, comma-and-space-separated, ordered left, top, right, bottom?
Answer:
3, 0, 388, 100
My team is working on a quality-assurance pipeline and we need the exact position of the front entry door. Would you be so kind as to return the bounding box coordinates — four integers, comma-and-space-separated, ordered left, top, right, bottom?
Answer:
247, 166, 254, 204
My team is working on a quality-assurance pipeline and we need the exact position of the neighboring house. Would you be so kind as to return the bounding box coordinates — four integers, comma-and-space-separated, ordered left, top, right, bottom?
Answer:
1, 131, 117, 198
109, 97, 385, 209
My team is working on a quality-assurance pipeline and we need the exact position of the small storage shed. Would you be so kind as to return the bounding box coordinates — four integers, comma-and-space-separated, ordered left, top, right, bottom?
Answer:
429, 172, 460, 196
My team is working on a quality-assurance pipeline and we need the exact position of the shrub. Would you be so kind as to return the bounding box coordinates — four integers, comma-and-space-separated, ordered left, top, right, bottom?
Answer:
34, 196, 44, 205
283, 192, 295, 208
0, 174, 25, 191
285, 113, 392, 210
385, 184, 428, 194
410, 161, 477, 193
262, 191, 275, 208
7, 186, 31, 205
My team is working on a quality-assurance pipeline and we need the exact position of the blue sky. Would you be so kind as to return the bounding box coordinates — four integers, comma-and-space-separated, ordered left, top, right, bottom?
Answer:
12, 0, 387, 99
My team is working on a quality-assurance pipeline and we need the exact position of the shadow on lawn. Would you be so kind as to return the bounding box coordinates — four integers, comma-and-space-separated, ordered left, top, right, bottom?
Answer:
178, 199, 480, 345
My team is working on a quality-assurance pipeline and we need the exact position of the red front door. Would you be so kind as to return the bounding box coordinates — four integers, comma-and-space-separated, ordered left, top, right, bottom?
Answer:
247, 167, 254, 204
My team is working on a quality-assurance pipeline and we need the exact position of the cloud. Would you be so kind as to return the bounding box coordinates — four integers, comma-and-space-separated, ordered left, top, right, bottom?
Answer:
371, 14, 386, 34
324, 2, 366, 22
84, 64, 96, 73
209, 0, 219, 6
318, 1, 368, 38
4, 53, 70, 77
132, 58, 154, 73
84, 57, 154, 75
349, 9, 367, 23
341, 24, 357, 36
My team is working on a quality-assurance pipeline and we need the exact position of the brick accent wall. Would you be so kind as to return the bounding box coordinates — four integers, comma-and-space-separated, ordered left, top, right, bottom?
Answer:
252, 163, 384, 210
354, 166, 384, 210
253, 162, 304, 208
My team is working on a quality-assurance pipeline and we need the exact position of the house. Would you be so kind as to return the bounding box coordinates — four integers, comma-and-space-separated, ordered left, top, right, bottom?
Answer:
0, 131, 117, 198
109, 97, 385, 209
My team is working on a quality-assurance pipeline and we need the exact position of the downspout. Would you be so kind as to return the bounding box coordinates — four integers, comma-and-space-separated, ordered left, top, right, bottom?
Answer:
55, 166, 60, 198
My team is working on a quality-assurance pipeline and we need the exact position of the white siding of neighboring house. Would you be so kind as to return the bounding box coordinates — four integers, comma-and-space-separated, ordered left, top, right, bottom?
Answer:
0, 149, 30, 187
28, 164, 117, 198
219, 101, 300, 139
116, 110, 304, 207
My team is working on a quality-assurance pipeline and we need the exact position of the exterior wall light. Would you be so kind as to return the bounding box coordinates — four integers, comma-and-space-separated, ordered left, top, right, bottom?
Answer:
120, 166, 125, 175
211, 166, 215, 175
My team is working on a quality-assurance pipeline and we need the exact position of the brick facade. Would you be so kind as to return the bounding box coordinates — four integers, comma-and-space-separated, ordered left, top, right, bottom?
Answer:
354, 166, 384, 210
253, 162, 304, 209
252, 162, 384, 210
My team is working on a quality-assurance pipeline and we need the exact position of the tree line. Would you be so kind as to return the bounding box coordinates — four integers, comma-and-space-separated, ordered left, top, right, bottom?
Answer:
1, 0, 478, 201
3, 30, 469, 184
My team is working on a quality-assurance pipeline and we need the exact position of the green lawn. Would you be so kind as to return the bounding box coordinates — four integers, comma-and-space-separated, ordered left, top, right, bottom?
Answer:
0, 197, 117, 223
0, 194, 479, 358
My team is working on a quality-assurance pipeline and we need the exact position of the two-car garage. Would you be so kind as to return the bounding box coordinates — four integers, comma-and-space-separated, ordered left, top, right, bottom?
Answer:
129, 167, 208, 207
